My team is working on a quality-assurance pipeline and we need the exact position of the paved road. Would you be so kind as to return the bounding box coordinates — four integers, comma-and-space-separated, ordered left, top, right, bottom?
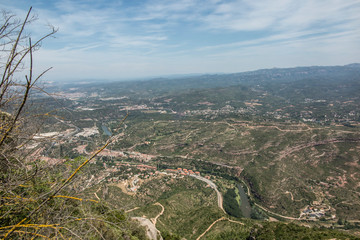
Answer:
190, 174, 225, 213
254, 203, 299, 220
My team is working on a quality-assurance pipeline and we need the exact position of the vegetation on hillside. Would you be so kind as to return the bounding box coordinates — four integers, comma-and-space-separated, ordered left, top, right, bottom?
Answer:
1, 6, 360, 240
0, 8, 145, 239
205, 221, 358, 240
223, 188, 242, 218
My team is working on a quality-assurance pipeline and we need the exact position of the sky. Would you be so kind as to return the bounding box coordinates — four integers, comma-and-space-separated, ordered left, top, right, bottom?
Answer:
1, 0, 360, 81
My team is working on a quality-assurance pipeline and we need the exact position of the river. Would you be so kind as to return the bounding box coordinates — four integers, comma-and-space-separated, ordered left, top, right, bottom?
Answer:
237, 183, 251, 218
101, 125, 112, 136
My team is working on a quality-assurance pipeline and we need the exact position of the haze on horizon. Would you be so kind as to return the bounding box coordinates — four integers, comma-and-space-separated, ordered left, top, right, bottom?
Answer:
2, 0, 360, 82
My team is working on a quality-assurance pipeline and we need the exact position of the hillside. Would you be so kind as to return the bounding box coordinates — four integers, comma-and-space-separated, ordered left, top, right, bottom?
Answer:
22, 64, 360, 239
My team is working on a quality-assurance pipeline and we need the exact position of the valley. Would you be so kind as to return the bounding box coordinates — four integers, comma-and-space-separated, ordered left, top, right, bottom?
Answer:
28, 65, 360, 239
2, 2, 360, 238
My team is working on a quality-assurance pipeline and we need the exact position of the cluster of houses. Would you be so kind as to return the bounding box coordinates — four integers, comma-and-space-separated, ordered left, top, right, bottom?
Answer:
137, 165, 201, 176
112, 162, 202, 177
166, 168, 200, 176
106, 163, 204, 193
133, 164, 201, 176
300, 204, 335, 220
136, 164, 157, 171
104, 162, 206, 192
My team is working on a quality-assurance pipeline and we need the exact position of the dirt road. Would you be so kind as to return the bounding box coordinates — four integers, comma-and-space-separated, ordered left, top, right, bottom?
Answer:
151, 202, 165, 225
132, 217, 163, 240
196, 217, 244, 240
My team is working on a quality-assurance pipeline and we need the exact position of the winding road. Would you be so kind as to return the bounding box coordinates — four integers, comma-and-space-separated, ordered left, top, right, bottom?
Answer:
254, 203, 300, 220
196, 217, 244, 240
151, 202, 165, 225
190, 174, 225, 213
131, 203, 165, 240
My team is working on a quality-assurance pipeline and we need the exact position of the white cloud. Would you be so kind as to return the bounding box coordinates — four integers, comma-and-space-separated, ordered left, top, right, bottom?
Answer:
2, 0, 359, 81
200, 0, 360, 33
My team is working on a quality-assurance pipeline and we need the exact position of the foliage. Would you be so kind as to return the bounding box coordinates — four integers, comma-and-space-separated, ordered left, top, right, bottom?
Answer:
161, 230, 181, 240
205, 221, 358, 240
223, 188, 242, 218
2, 5, 360, 239
0, 7, 144, 239
247, 222, 359, 240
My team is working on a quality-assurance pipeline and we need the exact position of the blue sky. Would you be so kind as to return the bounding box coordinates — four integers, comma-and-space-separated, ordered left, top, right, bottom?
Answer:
1, 0, 360, 81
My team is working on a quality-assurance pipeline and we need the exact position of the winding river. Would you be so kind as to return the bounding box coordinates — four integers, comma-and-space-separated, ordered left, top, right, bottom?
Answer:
237, 183, 251, 218
101, 125, 112, 136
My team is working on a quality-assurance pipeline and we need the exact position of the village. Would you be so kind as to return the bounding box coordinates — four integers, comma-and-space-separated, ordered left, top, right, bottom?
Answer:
299, 201, 336, 221
105, 162, 207, 194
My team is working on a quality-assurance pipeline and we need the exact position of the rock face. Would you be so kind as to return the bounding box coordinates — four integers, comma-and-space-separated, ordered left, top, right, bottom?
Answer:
132, 217, 163, 240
